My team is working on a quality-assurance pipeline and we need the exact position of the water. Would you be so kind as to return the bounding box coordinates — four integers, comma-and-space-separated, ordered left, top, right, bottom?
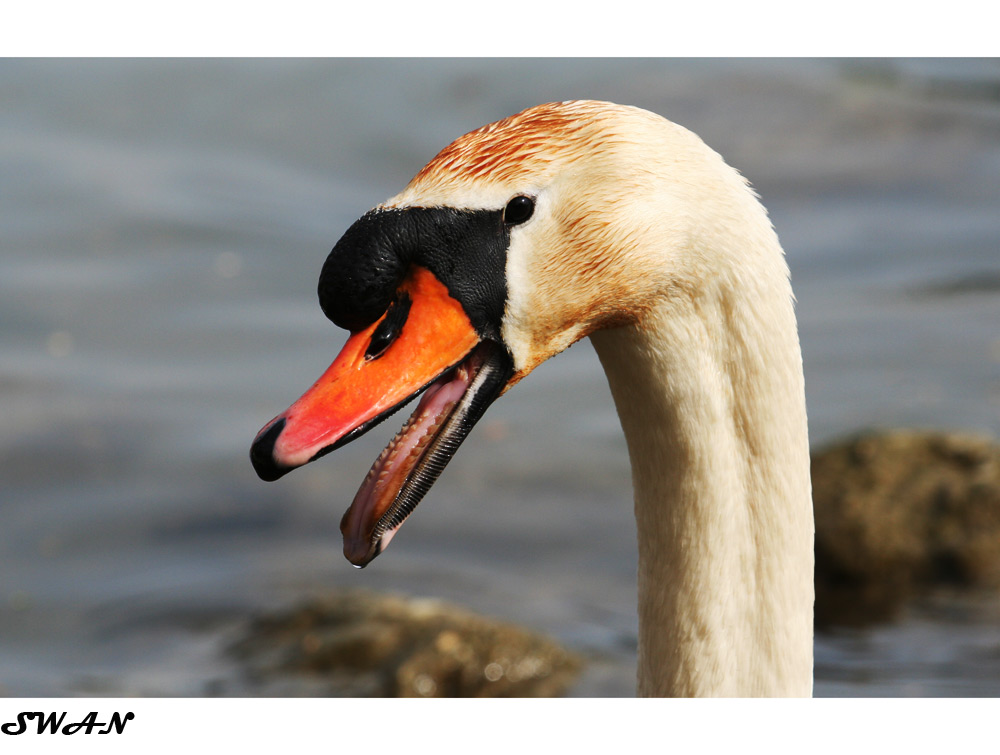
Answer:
2, 58, 999, 696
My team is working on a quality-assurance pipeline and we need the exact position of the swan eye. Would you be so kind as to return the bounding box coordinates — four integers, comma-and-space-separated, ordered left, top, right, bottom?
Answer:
365, 291, 412, 361
503, 195, 534, 226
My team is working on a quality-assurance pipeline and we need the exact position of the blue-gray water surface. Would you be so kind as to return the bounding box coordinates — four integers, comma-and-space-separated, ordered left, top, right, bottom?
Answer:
2, 59, 1000, 696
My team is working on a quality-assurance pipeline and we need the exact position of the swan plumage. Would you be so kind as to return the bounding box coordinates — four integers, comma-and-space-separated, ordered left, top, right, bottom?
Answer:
251, 100, 814, 696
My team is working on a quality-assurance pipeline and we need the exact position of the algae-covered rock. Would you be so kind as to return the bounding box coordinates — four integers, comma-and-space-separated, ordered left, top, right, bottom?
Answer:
813, 430, 1000, 628
230, 591, 581, 697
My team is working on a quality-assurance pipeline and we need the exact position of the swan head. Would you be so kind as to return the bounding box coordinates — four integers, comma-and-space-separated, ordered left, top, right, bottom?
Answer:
249, 100, 771, 566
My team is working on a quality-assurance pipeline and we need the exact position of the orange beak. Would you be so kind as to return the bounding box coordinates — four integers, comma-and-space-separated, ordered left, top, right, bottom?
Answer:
251, 266, 480, 479
250, 265, 513, 566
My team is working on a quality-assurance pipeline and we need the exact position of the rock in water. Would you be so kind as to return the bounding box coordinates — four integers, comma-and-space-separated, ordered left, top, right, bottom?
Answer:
813, 430, 1000, 628
230, 591, 581, 697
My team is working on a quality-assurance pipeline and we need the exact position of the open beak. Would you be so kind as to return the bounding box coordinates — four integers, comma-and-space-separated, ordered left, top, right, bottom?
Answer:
250, 265, 513, 566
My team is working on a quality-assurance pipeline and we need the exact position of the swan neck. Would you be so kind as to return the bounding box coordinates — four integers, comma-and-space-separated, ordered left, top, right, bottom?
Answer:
590, 273, 814, 697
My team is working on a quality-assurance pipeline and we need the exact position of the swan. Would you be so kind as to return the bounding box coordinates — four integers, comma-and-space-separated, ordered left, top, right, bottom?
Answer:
250, 100, 814, 697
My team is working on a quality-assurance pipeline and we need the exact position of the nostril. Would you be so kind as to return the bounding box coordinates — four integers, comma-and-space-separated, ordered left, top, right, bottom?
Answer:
249, 417, 291, 481
365, 291, 413, 361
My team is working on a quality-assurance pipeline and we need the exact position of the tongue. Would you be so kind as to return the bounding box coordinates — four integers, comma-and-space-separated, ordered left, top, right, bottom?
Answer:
340, 363, 473, 565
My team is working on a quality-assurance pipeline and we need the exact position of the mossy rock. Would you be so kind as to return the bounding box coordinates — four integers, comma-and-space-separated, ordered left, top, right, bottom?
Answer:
813, 430, 1000, 628
230, 591, 581, 697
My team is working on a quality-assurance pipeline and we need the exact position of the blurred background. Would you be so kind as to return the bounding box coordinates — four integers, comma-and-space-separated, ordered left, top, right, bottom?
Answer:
2, 58, 999, 696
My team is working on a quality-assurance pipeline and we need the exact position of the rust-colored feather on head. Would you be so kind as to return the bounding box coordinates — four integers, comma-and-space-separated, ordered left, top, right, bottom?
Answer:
385, 100, 642, 208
